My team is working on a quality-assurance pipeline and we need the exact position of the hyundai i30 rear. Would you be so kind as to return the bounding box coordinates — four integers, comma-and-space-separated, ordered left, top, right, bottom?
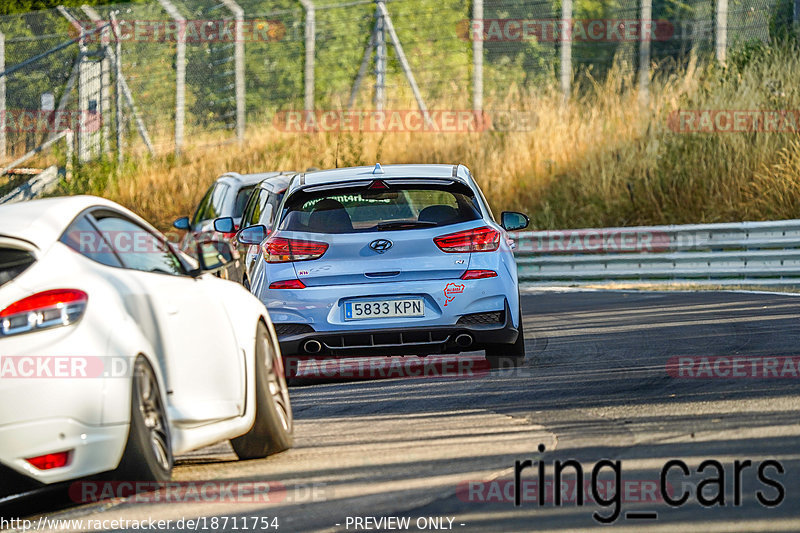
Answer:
248, 164, 528, 370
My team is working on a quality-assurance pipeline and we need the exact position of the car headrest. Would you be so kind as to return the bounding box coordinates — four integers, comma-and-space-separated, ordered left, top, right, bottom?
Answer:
308, 199, 353, 233
418, 205, 459, 225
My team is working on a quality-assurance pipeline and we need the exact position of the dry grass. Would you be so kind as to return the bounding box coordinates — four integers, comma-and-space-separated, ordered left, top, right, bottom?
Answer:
61, 42, 800, 231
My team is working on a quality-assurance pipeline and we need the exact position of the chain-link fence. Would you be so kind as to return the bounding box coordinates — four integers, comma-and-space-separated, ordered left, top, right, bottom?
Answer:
0, 0, 794, 167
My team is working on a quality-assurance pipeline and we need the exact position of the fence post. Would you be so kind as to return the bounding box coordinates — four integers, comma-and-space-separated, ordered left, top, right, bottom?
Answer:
58, 6, 98, 162
67, 6, 112, 155
221, 0, 245, 143
110, 12, 123, 168
0, 31, 5, 162
376, 1, 430, 123
299, 0, 315, 113
472, 0, 483, 115
99, 16, 111, 154
374, 0, 386, 111
795, 0, 800, 32
560, 0, 572, 98
638, 0, 652, 103
82, 5, 154, 155
65, 130, 74, 181
715, 0, 727, 64
157, 0, 186, 156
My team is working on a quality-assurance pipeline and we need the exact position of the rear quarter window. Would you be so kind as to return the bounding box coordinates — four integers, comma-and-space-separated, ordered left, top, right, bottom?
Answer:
241, 189, 267, 228
193, 182, 229, 224
0, 247, 36, 288
233, 185, 255, 219
60, 215, 123, 268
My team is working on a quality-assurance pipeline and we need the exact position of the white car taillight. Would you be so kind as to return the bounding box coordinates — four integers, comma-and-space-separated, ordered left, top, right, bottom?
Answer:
0, 289, 88, 337
26, 450, 72, 470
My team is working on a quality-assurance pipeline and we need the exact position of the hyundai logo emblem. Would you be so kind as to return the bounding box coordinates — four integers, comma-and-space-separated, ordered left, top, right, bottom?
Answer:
369, 239, 393, 253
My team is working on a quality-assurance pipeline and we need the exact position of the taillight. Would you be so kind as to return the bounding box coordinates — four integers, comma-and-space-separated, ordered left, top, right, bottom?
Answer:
26, 450, 71, 470
262, 236, 328, 263
0, 289, 88, 337
434, 226, 500, 253
269, 279, 307, 289
461, 270, 498, 280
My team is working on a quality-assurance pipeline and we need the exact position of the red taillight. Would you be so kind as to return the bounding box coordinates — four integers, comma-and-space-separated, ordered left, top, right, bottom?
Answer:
461, 270, 498, 280
0, 289, 88, 337
262, 236, 328, 263
434, 226, 500, 253
26, 450, 71, 470
269, 279, 307, 289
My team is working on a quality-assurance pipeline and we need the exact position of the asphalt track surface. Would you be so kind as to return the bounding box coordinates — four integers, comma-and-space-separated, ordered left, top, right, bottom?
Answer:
3, 289, 800, 532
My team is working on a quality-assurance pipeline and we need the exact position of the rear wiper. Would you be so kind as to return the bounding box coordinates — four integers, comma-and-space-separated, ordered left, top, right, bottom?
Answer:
374, 221, 438, 231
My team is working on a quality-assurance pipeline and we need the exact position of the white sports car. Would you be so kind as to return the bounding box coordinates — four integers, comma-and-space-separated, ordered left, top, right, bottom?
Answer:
0, 196, 292, 497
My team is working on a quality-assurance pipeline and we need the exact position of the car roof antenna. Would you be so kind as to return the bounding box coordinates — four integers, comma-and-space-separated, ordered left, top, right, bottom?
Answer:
372, 163, 384, 175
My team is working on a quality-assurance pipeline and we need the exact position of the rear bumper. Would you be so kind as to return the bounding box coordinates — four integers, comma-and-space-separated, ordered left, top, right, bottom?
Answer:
278, 302, 517, 356
0, 418, 128, 491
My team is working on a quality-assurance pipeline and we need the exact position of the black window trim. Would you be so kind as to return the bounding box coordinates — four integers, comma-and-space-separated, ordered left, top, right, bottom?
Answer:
240, 187, 267, 228
210, 182, 231, 221
191, 184, 215, 226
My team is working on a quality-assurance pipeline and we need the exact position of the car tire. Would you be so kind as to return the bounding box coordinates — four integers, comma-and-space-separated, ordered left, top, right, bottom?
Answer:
113, 357, 173, 482
231, 322, 293, 459
485, 311, 526, 370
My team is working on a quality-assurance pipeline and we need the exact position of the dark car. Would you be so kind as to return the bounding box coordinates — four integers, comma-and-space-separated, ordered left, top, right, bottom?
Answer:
212, 172, 295, 288
173, 172, 280, 282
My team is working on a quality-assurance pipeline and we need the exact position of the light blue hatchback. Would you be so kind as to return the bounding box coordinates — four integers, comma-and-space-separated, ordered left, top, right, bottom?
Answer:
238, 164, 529, 371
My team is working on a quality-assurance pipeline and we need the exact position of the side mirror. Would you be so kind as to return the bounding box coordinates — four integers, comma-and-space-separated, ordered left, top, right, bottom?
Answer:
173, 216, 190, 230
236, 224, 268, 245
214, 217, 235, 234
194, 239, 235, 274
500, 211, 529, 231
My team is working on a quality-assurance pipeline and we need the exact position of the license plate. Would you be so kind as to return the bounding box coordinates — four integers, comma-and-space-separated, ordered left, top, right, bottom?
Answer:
344, 299, 424, 320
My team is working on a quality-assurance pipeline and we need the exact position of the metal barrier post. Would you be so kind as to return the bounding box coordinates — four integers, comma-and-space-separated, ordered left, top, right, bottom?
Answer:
157, 0, 186, 156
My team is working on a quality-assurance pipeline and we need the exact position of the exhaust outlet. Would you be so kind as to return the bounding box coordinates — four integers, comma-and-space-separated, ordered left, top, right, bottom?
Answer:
303, 340, 322, 353
455, 334, 473, 348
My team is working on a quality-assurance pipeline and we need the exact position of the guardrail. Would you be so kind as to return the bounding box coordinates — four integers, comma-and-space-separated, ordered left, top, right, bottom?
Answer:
510, 220, 800, 286
0, 165, 60, 205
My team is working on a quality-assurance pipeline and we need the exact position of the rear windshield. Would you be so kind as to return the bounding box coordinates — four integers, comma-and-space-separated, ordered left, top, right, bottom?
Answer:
278, 185, 482, 234
0, 247, 36, 288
